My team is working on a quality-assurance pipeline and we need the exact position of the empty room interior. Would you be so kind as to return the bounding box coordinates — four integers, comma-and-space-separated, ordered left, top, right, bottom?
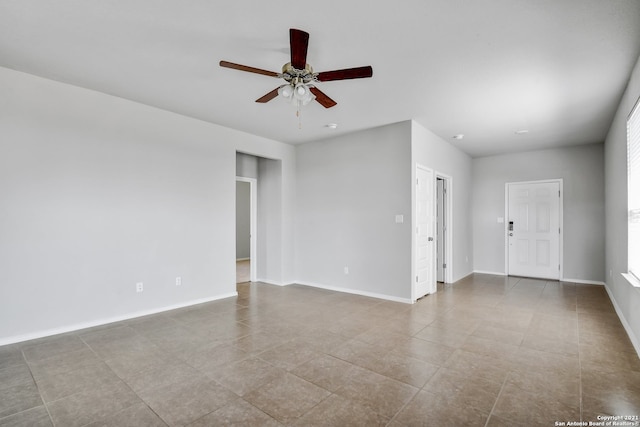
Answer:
1, 1, 640, 426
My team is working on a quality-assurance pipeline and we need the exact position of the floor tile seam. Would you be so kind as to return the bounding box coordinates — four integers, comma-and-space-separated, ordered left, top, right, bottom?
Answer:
19, 346, 56, 426
0, 404, 55, 427
382, 372, 427, 427
41, 373, 143, 415
284, 390, 338, 425
0, 361, 39, 392
577, 310, 584, 423
483, 371, 513, 427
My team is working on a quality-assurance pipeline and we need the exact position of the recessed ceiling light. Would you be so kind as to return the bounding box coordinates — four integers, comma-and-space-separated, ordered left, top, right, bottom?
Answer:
452, 134, 464, 140
515, 130, 529, 135
325, 123, 338, 129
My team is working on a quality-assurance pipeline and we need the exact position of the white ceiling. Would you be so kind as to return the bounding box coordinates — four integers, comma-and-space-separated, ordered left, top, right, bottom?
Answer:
1, 1, 639, 157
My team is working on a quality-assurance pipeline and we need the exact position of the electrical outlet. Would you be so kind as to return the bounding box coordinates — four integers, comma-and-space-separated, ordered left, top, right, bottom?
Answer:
344, 267, 349, 275
176, 276, 182, 286
136, 282, 143, 293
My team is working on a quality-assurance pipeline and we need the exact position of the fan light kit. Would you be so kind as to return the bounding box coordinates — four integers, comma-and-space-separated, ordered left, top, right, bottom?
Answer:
220, 29, 373, 126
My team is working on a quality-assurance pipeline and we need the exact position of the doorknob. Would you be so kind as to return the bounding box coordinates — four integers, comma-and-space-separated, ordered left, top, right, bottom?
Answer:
428, 237, 434, 241
509, 233, 513, 236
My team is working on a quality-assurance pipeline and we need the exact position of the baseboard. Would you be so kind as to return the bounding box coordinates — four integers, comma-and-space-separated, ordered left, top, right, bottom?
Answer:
236, 258, 250, 262
0, 291, 238, 347
255, 278, 291, 287
603, 284, 640, 358
562, 278, 605, 286
473, 270, 506, 276
296, 281, 412, 304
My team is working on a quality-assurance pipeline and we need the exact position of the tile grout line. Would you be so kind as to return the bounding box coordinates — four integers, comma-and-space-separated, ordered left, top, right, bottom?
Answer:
484, 373, 510, 427
76, 333, 163, 427
20, 345, 56, 427
577, 307, 583, 423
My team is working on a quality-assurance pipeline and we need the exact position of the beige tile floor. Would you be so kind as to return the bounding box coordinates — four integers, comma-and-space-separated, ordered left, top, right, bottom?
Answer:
1, 274, 639, 426
236, 260, 250, 284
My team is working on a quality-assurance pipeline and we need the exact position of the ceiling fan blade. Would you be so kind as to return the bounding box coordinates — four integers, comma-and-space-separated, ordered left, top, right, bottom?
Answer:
255, 86, 284, 103
316, 66, 373, 82
309, 87, 337, 108
290, 29, 309, 70
219, 60, 279, 78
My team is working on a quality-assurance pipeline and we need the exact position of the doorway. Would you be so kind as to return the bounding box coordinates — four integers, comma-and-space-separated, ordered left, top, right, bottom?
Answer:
414, 164, 436, 300
505, 179, 562, 280
236, 177, 257, 283
436, 174, 452, 283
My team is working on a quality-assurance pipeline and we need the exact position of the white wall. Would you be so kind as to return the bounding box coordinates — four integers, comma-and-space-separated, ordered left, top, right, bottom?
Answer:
295, 122, 413, 301
411, 121, 474, 283
472, 143, 605, 283
236, 152, 258, 179
0, 67, 295, 344
604, 54, 640, 353
257, 157, 283, 284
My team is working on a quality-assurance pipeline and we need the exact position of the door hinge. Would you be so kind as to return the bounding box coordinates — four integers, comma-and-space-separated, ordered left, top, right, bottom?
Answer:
415, 276, 418, 282
443, 263, 446, 268
558, 190, 561, 197
558, 264, 560, 271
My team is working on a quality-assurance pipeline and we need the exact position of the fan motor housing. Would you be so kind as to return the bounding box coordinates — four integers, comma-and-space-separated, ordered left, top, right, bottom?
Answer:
281, 62, 315, 84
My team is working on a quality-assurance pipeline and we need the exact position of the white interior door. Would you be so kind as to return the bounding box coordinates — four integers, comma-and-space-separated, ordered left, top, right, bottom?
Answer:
507, 181, 561, 279
415, 165, 435, 299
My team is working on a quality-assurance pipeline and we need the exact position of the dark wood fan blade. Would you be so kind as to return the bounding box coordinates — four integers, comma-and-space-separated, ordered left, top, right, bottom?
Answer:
316, 66, 373, 82
255, 86, 284, 103
290, 29, 309, 70
309, 87, 337, 108
219, 60, 279, 78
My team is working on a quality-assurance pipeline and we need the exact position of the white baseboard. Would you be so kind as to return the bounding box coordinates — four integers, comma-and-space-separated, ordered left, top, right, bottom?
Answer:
0, 291, 238, 347
255, 278, 292, 287
562, 278, 605, 286
603, 284, 640, 358
473, 270, 506, 276
296, 280, 412, 304
456, 271, 475, 281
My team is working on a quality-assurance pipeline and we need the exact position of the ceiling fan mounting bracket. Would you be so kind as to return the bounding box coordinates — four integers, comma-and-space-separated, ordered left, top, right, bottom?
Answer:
281, 62, 316, 85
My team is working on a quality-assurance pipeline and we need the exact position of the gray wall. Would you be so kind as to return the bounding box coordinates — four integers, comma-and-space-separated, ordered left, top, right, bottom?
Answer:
235, 181, 250, 259
604, 54, 640, 353
295, 122, 413, 300
472, 143, 605, 282
0, 66, 296, 344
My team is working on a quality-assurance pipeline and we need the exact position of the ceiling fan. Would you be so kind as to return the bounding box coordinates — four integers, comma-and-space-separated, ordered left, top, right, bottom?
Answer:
220, 29, 373, 109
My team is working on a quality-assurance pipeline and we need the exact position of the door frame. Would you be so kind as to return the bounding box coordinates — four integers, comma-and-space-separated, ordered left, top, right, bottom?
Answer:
236, 176, 257, 282
435, 172, 454, 284
504, 179, 563, 279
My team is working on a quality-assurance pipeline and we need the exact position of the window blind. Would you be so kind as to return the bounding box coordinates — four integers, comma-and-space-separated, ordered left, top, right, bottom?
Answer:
628, 97, 640, 281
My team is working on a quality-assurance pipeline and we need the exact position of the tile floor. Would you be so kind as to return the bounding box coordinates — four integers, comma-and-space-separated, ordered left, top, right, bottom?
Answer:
1, 274, 639, 426
236, 260, 250, 284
